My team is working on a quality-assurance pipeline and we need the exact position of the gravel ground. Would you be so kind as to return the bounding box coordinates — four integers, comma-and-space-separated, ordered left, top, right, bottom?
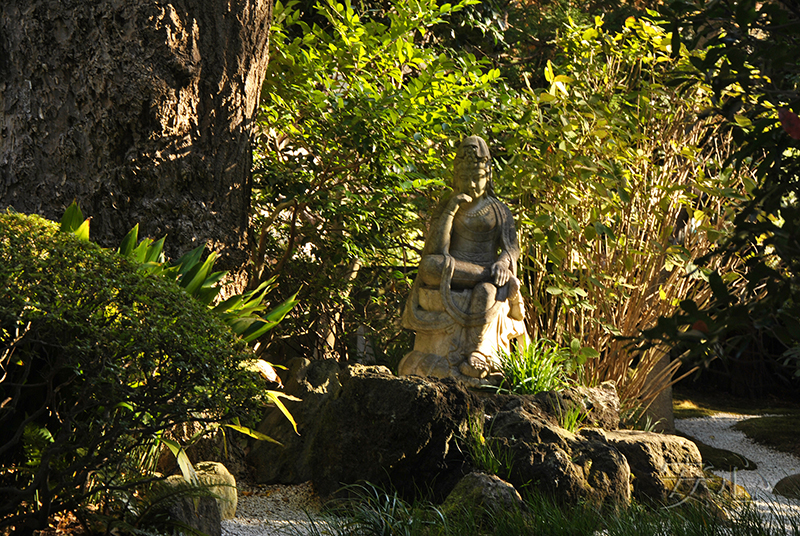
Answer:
675, 412, 800, 528
222, 413, 800, 535
221, 481, 330, 536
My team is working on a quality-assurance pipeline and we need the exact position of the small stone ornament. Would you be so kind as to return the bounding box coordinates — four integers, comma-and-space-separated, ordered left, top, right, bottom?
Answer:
400, 136, 527, 385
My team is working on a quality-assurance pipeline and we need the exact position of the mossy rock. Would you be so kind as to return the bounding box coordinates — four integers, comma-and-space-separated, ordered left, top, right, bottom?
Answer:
733, 415, 800, 459
676, 433, 757, 471
774, 474, 800, 500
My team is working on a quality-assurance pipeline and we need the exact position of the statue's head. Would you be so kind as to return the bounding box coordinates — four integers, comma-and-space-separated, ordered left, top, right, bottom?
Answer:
453, 135, 494, 199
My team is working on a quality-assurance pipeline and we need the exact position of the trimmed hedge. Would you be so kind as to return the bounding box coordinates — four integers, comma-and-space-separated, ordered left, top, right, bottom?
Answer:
0, 211, 262, 533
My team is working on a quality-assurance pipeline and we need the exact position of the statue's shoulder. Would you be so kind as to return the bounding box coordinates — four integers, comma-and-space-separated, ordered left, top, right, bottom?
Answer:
489, 196, 514, 220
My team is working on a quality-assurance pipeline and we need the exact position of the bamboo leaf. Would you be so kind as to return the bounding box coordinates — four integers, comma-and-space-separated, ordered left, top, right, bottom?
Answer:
222, 424, 284, 446
161, 438, 199, 485
118, 225, 139, 257
73, 219, 91, 241
173, 244, 207, 277
264, 292, 299, 323
266, 390, 301, 434
60, 201, 85, 234
241, 320, 280, 342
182, 253, 218, 296
144, 236, 166, 264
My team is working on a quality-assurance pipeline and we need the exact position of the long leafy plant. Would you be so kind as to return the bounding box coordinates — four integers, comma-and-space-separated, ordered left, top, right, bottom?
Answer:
485, 15, 746, 414
252, 0, 501, 363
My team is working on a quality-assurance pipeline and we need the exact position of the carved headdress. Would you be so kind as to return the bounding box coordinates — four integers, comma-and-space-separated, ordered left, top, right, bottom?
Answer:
453, 135, 496, 197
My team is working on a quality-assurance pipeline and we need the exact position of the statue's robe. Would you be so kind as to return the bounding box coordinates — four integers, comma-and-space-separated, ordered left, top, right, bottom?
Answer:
400, 196, 528, 384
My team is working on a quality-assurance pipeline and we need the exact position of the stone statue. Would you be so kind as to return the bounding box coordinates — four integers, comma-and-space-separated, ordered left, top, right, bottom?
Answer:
400, 136, 528, 385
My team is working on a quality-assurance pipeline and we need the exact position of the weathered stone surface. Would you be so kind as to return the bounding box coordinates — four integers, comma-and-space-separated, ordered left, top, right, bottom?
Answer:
489, 404, 574, 451
165, 475, 222, 536
774, 474, 800, 499
441, 472, 524, 517
565, 382, 621, 431
487, 434, 631, 507
308, 364, 482, 499
249, 360, 709, 510
480, 381, 620, 432
248, 357, 343, 484
583, 429, 707, 505
249, 360, 482, 501
196, 462, 238, 520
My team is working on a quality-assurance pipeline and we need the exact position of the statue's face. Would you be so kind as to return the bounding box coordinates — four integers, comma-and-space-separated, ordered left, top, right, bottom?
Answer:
454, 144, 490, 199
454, 162, 489, 199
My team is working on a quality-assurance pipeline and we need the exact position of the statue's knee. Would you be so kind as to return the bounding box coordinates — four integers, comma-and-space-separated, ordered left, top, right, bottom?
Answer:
471, 282, 497, 310
475, 282, 496, 299
419, 255, 444, 287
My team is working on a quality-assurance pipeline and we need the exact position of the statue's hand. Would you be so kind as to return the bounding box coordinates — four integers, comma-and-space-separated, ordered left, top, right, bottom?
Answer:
492, 262, 512, 287
446, 193, 473, 213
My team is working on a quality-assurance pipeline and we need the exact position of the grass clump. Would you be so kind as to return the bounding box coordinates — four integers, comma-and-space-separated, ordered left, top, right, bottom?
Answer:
497, 339, 575, 395
296, 482, 800, 536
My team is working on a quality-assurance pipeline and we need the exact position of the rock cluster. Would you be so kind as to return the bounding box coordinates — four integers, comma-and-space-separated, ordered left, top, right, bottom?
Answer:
248, 360, 709, 509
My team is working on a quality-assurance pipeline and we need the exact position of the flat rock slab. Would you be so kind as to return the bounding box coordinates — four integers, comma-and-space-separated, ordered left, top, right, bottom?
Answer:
774, 474, 800, 499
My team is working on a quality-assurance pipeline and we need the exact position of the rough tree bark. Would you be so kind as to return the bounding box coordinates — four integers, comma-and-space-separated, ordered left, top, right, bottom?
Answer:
0, 0, 273, 278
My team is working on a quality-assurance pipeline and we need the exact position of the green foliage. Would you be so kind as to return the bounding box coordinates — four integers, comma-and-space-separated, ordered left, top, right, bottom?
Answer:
251, 0, 747, 416
483, 14, 744, 412
497, 339, 576, 395
63, 201, 300, 344
297, 482, 800, 536
252, 0, 501, 361
321, 483, 447, 536
461, 417, 514, 479
88, 478, 220, 536
0, 211, 273, 533
556, 404, 587, 433
643, 0, 800, 391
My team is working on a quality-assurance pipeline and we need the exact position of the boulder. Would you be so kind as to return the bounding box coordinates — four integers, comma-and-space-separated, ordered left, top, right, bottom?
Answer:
308, 364, 482, 499
164, 475, 222, 536
583, 429, 708, 506
482, 393, 630, 507
248, 357, 343, 484
196, 461, 238, 520
487, 435, 631, 508
567, 382, 621, 431
774, 474, 800, 499
480, 381, 620, 432
249, 360, 482, 501
156, 419, 251, 482
441, 472, 524, 517
248, 360, 709, 510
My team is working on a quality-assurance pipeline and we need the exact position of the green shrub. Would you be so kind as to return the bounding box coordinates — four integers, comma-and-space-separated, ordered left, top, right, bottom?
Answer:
0, 211, 268, 533
483, 15, 744, 415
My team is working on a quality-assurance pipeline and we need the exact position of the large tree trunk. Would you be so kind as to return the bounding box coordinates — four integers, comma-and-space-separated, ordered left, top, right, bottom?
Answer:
0, 0, 273, 278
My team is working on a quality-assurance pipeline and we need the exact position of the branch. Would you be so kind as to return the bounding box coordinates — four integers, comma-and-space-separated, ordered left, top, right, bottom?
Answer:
266, 201, 303, 284
252, 199, 296, 287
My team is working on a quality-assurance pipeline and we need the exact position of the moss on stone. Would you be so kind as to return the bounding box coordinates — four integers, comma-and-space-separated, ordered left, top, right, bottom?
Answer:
733, 415, 800, 459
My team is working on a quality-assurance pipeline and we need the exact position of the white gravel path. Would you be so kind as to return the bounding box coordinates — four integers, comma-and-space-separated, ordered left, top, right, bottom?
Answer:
675, 412, 800, 529
221, 481, 329, 536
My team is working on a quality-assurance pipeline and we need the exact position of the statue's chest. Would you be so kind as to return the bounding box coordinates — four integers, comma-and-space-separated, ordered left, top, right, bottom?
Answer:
452, 207, 499, 244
